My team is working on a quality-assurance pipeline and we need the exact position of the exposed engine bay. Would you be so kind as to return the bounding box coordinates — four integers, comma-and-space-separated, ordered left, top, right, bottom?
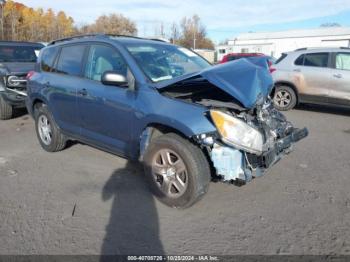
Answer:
160, 76, 246, 111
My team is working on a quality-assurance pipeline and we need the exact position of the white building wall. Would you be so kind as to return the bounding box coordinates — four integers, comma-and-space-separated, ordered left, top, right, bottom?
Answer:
217, 27, 350, 60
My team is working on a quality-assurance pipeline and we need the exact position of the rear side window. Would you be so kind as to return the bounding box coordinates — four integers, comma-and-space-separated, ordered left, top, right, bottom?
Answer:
335, 53, 350, 71
41, 47, 59, 72
303, 53, 329, 67
56, 45, 86, 76
294, 54, 304, 65
275, 53, 287, 64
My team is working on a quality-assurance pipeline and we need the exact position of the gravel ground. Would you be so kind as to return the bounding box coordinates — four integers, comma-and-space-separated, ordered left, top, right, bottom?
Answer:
0, 105, 350, 255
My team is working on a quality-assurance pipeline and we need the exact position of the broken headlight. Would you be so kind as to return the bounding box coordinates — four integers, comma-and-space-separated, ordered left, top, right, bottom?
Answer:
210, 110, 263, 155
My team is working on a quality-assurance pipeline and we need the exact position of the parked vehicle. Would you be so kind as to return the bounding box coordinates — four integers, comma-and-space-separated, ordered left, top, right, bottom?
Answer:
26, 35, 308, 208
220, 52, 264, 63
220, 52, 276, 72
0, 41, 44, 120
272, 47, 350, 110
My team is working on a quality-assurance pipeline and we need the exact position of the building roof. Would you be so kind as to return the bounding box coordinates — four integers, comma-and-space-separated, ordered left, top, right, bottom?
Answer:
234, 27, 350, 41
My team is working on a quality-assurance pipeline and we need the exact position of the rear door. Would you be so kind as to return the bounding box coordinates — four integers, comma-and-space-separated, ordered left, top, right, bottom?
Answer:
47, 44, 87, 135
328, 52, 350, 106
77, 43, 136, 156
294, 52, 331, 103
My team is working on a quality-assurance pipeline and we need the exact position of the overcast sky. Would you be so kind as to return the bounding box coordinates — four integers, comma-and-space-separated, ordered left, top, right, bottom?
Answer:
18, 0, 350, 42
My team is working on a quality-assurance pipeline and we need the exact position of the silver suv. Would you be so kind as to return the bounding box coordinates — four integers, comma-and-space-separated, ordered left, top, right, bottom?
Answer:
272, 47, 350, 110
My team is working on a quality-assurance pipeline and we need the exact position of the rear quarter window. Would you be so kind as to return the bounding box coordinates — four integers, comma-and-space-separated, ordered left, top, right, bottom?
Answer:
294, 54, 304, 65
275, 53, 287, 64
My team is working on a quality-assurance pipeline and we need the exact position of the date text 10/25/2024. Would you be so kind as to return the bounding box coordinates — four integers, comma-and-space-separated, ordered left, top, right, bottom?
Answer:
127, 255, 219, 261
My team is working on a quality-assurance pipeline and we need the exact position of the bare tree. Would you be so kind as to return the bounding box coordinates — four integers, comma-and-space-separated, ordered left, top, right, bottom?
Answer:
81, 14, 137, 36
178, 15, 214, 49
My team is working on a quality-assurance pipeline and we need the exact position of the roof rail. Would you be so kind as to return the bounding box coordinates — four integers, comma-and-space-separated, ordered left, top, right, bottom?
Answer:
48, 34, 107, 45
295, 48, 307, 51
105, 34, 143, 39
148, 38, 170, 43
295, 47, 350, 52
48, 34, 170, 46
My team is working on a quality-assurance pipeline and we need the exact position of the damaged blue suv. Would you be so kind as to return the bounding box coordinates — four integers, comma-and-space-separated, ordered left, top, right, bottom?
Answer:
26, 35, 308, 208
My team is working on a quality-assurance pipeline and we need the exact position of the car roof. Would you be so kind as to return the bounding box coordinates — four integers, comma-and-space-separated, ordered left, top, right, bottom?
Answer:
226, 53, 264, 57
47, 34, 171, 47
0, 41, 44, 48
286, 47, 350, 55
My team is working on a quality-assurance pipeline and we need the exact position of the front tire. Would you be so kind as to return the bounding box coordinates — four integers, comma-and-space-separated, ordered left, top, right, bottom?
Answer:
273, 85, 297, 111
0, 95, 13, 120
34, 104, 66, 152
143, 133, 211, 209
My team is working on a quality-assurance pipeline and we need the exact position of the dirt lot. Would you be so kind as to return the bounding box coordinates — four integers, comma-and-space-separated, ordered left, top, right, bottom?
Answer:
0, 105, 350, 255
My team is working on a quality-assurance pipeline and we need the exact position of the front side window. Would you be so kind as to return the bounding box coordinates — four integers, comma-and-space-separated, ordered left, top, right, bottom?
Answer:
126, 43, 211, 82
303, 53, 329, 68
56, 45, 86, 76
335, 53, 350, 71
41, 47, 59, 72
0, 45, 42, 62
84, 44, 128, 81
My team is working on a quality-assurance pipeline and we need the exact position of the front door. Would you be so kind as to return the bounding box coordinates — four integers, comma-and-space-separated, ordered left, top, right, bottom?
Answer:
77, 44, 136, 156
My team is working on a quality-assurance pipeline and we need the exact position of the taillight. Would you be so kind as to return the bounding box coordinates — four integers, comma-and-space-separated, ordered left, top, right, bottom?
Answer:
268, 61, 276, 73
26, 71, 35, 80
269, 67, 276, 73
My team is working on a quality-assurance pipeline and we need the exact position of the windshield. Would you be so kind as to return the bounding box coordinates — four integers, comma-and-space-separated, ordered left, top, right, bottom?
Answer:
126, 43, 211, 82
0, 46, 42, 62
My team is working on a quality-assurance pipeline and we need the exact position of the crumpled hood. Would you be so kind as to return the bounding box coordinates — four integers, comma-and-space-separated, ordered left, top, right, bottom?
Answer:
0, 62, 36, 74
157, 57, 274, 109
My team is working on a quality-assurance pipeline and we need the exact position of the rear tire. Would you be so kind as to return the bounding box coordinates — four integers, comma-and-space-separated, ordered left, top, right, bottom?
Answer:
34, 104, 66, 152
273, 85, 297, 111
0, 95, 13, 120
143, 133, 211, 209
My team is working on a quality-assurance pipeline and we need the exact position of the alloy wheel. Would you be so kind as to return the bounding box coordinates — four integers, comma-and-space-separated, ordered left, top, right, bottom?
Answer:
151, 149, 188, 198
274, 90, 292, 108
38, 115, 52, 145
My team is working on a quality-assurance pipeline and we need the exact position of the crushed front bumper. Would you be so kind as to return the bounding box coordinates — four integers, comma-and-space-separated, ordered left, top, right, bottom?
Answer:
253, 127, 309, 169
210, 127, 309, 184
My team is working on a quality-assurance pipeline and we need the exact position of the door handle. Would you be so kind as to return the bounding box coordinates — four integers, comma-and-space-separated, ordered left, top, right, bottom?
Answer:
333, 73, 342, 79
293, 69, 301, 73
44, 81, 50, 88
78, 88, 88, 96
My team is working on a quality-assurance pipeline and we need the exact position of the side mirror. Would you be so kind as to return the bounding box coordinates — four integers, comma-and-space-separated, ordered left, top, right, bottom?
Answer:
101, 71, 128, 87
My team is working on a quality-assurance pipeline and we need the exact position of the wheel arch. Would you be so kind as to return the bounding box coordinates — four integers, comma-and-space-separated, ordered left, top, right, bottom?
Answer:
139, 123, 196, 161
30, 95, 49, 116
272, 81, 299, 104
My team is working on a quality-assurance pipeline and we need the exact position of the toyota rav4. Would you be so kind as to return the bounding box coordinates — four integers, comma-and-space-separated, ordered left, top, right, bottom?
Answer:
26, 35, 308, 208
